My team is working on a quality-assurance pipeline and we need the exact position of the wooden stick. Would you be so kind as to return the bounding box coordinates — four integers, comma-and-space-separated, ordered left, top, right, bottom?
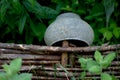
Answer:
61, 41, 69, 67
69, 53, 75, 68
0, 43, 120, 53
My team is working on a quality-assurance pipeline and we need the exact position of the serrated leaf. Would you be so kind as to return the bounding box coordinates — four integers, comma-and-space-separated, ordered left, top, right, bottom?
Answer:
102, 52, 116, 68
10, 58, 22, 74
2, 64, 12, 77
2, 58, 22, 76
86, 60, 101, 73
88, 65, 101, 73
78, 58, 87, 68
18, 13, 27, 34
101, 73, 112, 80
12, 73, 32, 80
78, 58, 93, 69
94, 50, 103, 63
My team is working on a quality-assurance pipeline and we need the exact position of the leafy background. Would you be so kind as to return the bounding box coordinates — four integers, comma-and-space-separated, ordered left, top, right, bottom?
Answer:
0, 0, 120, 45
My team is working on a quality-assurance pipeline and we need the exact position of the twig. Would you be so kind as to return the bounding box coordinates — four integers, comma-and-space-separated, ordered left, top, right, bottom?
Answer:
65, 73, 70, 80
0, 43, 120, 54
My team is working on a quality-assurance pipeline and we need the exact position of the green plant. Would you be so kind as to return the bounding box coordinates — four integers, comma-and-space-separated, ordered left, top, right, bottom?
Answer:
0, 58, 32, 80
78, 50, 117, 80
0, 0, 120, 45
0, 0, 58, 44
99, 20, 120, 43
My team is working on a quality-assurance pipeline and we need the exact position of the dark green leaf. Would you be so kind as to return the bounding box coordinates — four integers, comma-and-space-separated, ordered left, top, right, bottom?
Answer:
25, 30, 34, 44
113, 28, 120, 38
41, 6, 58, 19
90, 3, 104, 15
18, 13, 27, 34
28, 0, 36, 6
23, 0, 41, 13
30, 21, 46, 42
23, 0, 58, 19
85, 3, 104, 20
99, 28, 107, 33
71, 0, 79, 9
10, 0, 23, 14
85, 12, 104, 20
110, 20, 117, 29
0, 0, 9, 21
104, 30, 113, 40
101, 73, 112, 80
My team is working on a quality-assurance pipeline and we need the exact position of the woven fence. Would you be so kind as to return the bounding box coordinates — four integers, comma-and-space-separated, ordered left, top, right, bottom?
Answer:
0, 43, 120, 80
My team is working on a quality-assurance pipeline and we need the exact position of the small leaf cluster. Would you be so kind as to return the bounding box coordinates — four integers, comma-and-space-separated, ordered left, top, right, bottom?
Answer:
99, 20, 120, 41
0, 58, 32, 80
78, 50, 117, 80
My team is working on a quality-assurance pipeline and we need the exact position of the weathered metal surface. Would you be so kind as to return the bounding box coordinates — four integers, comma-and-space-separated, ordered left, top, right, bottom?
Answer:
44, 13, 94, 46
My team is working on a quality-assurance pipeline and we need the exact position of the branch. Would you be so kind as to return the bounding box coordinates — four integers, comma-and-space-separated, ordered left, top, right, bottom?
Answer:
0, 43, 120, 54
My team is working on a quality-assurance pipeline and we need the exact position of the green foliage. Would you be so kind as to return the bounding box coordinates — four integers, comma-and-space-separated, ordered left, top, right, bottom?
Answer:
86, 60, 102, 73
0, 0, 120, 45
94, 50, 103, 63
101, 73, 112, 80
0, 0, 58, 44
78, 50, 117, 80
99, 20, 120, 41
0, 58, 32, 80
101, 52, 116, 68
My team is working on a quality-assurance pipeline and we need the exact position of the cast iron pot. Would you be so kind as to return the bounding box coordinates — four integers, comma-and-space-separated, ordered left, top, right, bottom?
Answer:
44, 13, 94, 47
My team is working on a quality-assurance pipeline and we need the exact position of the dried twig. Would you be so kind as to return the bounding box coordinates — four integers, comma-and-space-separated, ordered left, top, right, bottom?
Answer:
0, 43, 120, 54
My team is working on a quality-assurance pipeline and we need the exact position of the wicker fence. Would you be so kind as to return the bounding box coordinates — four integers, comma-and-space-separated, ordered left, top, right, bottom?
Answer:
0, 43, 120, 80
